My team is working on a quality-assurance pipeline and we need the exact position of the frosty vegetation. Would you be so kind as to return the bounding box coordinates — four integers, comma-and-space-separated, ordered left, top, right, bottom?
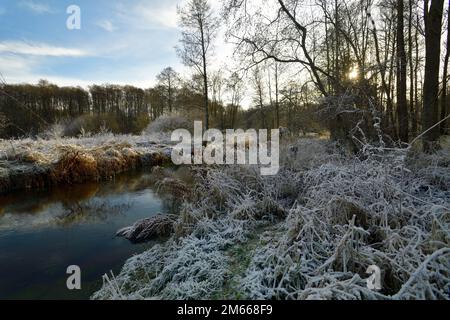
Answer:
116, 214, 176, 243
145, 115, 194, 136
0, 130, 172, 193
1, 115, 448, 300
93, 137, 450, 300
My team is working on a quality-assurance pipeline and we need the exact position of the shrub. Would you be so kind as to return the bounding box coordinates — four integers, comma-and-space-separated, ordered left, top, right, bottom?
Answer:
144, 115, 193, 134
62, 113, 150, 137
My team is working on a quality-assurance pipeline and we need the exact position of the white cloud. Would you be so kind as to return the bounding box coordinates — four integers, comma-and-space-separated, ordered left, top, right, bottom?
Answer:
0, 53, 89, 87
0, 52, 164, 89
0, 55, 36, 75
137, 4, 178, 29
116, 1, 179, 30
116, 0, 225, 31
19, 1, 54, 14
4, 73, 155, 90
97, 20, 117, 32
0, 41, 89, 57
4, 74, 95, 89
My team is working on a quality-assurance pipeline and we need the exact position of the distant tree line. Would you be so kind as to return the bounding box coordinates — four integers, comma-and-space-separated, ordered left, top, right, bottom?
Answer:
0, 80, 147, 137
0, 64, 324, 138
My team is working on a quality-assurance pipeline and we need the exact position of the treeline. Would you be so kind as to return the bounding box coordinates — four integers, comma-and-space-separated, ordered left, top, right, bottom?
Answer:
0, 80, 148, 137
0, 67, 323, 138
0, 77, 206, 138
0, 78, 199, 138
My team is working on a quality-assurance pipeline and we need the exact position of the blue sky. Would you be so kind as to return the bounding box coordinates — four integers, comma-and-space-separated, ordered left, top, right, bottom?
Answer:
0, 0, 226, 88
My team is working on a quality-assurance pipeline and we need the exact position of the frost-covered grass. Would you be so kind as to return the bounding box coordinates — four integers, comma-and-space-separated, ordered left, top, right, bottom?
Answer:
93, 137, 450, 300
0, 132, 172, 163
94, 217, 251, 299
0, 132, 172, 193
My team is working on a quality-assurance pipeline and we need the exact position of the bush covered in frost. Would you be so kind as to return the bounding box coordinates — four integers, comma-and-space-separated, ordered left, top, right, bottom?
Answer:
144, 115, 193, 135
93, 138, 450, 300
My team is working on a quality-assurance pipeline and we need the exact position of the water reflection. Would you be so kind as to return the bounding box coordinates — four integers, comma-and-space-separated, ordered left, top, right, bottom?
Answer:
0, 167, 188, 299
55, 201, 132, 226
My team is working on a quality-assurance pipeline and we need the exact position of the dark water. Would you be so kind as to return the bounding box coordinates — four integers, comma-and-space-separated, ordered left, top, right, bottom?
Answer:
0, 171, 176, 300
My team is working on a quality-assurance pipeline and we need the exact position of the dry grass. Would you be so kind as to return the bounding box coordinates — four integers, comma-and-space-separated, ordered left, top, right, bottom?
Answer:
156, 178, 191, 199
0, 134, 172, 193
116, 214, 175, 243
94, 137, 450, 300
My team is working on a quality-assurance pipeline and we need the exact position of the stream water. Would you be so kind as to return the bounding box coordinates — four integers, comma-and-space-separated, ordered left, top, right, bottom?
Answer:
0, 170, 177, 300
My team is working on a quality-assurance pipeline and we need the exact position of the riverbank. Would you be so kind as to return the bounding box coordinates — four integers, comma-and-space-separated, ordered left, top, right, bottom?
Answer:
0, 133, 172, 194
93, 137, 450, 300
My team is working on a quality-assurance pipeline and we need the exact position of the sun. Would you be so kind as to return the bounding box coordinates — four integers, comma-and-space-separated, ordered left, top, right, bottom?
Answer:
348, 67, 359, 80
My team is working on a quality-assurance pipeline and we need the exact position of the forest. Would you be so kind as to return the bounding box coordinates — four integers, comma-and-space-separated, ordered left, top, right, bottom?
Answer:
0, 0, 449, 151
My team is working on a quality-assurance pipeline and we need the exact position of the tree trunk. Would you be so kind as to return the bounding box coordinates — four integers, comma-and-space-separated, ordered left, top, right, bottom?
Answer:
275, 63, 280, 128
168, 77, 173, 114
397, 0, 408, 142
371, 15, 394, 133
334, 0, 340, 90
200, 22, 209, 130
408, 0, 417, 137
422, 0, 444, 152
440, 0, 450, 134
414, 13, 420, 136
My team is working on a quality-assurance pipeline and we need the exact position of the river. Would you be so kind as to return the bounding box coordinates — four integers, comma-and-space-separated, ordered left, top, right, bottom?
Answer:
0, 170, 177, 299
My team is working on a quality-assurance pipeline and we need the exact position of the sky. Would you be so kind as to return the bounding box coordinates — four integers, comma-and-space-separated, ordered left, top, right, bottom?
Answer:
0, 0, 231, 89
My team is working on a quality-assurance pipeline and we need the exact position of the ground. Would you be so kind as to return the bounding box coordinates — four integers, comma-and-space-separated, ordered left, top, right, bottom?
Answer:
0, 132, 172, 193
1, 133, 449, 299
90, 136, 449, 300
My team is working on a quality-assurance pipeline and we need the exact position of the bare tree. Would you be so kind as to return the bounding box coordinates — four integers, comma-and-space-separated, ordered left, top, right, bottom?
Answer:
397, 0, 408, 142
210, 71, 225, 128
408, 0, 417, 136
252, 65, 267, 129
226, 72, 245, 128
225, 0, 334, 96
440, 1, 450, 134
369, 9, 395, 131
422, 0, 445, 152
157, 67, 180, 114
266, 61, 282, 128
177, 0, 218, 130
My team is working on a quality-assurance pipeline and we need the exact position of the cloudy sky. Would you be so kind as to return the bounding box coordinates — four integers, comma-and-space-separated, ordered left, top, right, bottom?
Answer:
0, 0, 230, 88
